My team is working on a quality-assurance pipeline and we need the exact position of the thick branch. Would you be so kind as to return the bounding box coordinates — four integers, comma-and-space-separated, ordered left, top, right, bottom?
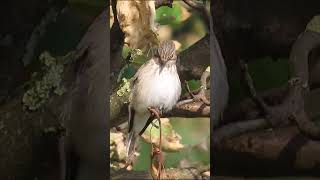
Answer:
216, 87, 320, 143
155, 0, 173, 8
211, 0, 320, 65
110, 88, 210, 128
224, 30, 320, 140
110, 1, 125, 89
165, 101, 210, 118
182, 0, 210, 29
213, 121, 320, 175
281, 31, 320, 139
289, 31, 320, 90
111, 167, 209, 179
178, 35, 210, 81
212, 31, 320, 175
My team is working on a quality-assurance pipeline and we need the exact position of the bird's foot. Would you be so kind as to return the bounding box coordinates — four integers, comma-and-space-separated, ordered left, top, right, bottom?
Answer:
147, 106, 161, 120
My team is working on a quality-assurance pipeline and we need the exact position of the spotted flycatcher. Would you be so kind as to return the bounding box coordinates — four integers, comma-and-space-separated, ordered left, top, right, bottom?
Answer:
126, 40, 181, 161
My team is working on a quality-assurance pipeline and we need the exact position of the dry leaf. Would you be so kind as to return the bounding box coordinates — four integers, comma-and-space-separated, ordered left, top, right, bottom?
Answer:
141, 118, 184, 152
110, 2, 114, 27
116, 0, 158, 52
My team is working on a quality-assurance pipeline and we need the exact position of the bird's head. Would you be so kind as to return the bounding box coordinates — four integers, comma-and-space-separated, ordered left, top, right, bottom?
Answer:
156, 40, 177, 66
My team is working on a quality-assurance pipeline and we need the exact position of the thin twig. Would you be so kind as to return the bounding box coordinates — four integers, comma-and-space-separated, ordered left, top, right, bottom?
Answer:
240, 60, 271, 115
199, 70, 210, 105
181, 69, 210, 106
184, 80, 196, 99
182, 0, 210, 29
175, 99, 194, 106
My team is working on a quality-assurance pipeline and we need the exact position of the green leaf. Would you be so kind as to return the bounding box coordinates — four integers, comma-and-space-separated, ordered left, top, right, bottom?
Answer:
116, 78, 131, 97
156, 4, 182, 25
306, 15, 320, 33
122, 46, 131, 59
132, 54, 147, 65
117, 64, 136, 82
181, 80, 201, 94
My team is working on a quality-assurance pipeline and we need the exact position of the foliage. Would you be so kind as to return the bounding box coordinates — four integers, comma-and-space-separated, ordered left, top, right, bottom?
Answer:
110, 131, 128, 170
307, 15, 320, 33
141, 118, 184, 152
156, 4, 183, 25
134, 118, 210, 171
117, 47, 146, 82
116, 78, 131, 97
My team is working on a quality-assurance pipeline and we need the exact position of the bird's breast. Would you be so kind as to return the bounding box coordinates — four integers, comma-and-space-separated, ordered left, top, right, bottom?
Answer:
134, 66, 181, 113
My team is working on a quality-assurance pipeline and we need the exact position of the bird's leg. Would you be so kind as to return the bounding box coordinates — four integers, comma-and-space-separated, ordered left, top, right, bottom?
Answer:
149, 107, 161, 128
138, 107, 161, 136
139, 115, 155, 136
147, 106, 164, 180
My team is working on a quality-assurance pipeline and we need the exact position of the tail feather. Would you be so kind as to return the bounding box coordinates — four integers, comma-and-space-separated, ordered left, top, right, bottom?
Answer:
126, 106, 149, 162
126, 105, 137, 162
126, 130, 137, 162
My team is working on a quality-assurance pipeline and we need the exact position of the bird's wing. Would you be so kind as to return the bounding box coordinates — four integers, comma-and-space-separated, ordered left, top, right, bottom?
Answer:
128, 105, 135, 133
130, 58, 154, 89
128, 58, 154, 132
128, 60, 150, 132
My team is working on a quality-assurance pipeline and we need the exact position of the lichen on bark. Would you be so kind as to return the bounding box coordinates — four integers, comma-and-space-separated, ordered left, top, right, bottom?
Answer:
22, 51, 74, 111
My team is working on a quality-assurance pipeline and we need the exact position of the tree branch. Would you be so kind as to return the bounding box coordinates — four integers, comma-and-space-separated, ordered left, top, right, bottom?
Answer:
182, 0, 210, 29
110, 79, 210, 128
178, 34, 210, 81
111, 167, 209, 179
155, 0, 173, 8
215, 86, 320, 142
212, 31, 320, 175
213, 121, 320, 175
219, 30, 320, 141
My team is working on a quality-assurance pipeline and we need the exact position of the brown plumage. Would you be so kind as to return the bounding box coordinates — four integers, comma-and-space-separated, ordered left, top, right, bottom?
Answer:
157, 40, 177, 63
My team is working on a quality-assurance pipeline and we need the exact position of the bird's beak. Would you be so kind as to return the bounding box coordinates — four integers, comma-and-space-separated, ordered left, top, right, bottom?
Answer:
159, 64, 164, 73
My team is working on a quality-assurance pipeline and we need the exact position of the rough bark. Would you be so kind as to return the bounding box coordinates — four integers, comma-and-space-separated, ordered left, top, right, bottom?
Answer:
111, 167, 209, 179
212, 22, 320, 176
178, 34, 210, 82
61, 10, 108, 180
0, 8, 106, 180
0, 96, 62, 180
214, 122, 320, 176
211, 0, 320, 65
0, 0, 67, 104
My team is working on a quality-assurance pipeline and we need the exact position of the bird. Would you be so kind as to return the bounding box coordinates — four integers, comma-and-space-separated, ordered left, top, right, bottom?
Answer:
126, 40, 181, 162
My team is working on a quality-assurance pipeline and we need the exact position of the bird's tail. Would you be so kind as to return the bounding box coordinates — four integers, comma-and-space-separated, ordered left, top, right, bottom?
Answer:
126, 129, 138, 163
